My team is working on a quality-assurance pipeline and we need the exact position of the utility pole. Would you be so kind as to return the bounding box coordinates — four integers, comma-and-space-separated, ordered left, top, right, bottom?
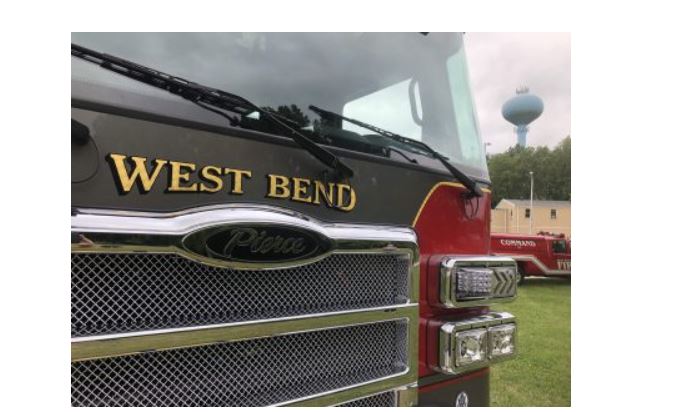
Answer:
529, 171, 534, 234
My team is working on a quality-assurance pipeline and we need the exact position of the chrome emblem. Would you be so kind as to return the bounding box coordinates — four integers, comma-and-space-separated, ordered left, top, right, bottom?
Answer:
182, 225, 331, 264
455, 391, 469, 407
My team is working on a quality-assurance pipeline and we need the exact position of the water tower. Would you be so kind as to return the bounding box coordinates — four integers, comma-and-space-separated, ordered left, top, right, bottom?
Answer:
501, 87, 544, 147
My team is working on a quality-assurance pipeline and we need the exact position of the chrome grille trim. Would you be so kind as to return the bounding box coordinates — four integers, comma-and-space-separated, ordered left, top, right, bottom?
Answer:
70, 205, 419, 407
72, 320, 409, 407
72, 204, 418, 271
71, 305, 418, 361
329, 384, 417, 407
73, 204, 418, 240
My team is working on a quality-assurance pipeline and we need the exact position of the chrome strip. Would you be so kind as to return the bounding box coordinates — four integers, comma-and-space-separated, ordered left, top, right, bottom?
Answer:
289, 381, 417, 407
439, 256, 518, 308
436, 312, 517, 375
277, 376, 404, 407
72, 204, 418, 272
73, 203, 417, 241
71, 303, 414, 344
326, 383, 418, 407
72, 307, 419, 407
72, 303, 418, 362
395, 383, 418, 407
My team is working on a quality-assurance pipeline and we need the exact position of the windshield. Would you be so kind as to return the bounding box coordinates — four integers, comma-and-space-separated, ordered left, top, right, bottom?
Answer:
71, 32, 488, 179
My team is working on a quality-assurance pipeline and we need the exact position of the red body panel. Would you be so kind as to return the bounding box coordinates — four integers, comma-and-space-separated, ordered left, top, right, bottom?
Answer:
418, 368, 489, 394
490, 233, 571, 275
413, 183, 492, 377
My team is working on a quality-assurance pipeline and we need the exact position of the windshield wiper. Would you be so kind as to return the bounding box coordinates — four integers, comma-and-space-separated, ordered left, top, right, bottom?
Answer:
308, 105, 483, 197
71, 43, 354, 180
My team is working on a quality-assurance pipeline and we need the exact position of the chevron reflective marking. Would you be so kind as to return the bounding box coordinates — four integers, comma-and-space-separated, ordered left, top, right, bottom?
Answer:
491, 268, 516, 297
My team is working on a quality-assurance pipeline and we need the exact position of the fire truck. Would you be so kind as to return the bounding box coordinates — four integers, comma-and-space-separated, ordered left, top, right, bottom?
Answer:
491, 232, 571, 284
71, 33, 518, 407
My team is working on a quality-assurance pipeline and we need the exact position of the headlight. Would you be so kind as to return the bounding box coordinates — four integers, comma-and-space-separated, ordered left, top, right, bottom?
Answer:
438, 312, 517, 375
489, 324, 516, 359
439, 256, 517, 307
455, 329, 487, 366
456, 268, 493, 298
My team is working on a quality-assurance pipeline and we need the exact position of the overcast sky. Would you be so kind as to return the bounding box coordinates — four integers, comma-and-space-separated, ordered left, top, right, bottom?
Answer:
464, 33, 571, 154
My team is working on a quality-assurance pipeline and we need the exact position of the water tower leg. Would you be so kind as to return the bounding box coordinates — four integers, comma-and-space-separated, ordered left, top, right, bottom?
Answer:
516, 125, 528, 147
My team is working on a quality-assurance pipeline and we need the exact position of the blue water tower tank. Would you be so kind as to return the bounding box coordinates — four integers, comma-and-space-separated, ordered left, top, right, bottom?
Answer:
502, 88, 544, 147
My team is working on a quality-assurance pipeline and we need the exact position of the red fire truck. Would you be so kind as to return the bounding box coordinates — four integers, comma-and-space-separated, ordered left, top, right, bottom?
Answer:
71, 33, 518, 407
491, 232, 571, 284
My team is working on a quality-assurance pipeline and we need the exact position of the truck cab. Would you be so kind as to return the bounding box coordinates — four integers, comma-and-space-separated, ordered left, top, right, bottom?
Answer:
491, 232, 571, 283
71, 32, 518, 407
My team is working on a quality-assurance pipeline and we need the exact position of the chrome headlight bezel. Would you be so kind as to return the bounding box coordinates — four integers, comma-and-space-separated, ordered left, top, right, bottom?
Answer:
437, 312, 517, 375
439, 256, 518, 308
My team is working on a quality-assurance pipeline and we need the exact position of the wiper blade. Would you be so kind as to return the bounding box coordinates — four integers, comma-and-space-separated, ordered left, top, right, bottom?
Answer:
308, 105, 483, 197
71, 44, 354, 179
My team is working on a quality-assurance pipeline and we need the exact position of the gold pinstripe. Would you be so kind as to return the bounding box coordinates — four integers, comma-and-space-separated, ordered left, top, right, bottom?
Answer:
411, 182, 491, 227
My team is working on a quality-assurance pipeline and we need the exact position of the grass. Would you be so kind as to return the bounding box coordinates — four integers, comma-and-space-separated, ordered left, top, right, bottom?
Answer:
490, 277, 571, 406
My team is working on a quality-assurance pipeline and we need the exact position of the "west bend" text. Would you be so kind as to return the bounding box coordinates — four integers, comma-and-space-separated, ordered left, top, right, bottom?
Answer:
107, 153, 357, 212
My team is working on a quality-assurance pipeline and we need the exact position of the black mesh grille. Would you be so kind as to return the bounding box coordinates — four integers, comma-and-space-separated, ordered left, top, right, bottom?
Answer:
71, 252, 410, 337
338, 391, 397, 407
71, 320, 408, 407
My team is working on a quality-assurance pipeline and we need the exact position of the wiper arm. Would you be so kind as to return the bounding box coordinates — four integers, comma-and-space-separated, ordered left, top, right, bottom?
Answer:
308, 105, 483, 197
71, 44, 354, 179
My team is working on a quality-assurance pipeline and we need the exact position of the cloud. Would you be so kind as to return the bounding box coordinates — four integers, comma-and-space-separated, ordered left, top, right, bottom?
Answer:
464, 33, 571, 153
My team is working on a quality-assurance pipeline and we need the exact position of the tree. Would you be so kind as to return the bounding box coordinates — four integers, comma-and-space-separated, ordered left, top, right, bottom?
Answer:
487, 136, 570, 207
271, 104, 310, 128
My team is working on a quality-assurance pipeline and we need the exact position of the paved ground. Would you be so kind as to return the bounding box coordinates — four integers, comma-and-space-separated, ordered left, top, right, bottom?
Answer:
490, 277, 571, 406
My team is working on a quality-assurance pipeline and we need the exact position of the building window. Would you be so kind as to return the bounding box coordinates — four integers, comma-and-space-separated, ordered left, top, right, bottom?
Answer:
525, 208, 531, 218
551, 209, 557, 219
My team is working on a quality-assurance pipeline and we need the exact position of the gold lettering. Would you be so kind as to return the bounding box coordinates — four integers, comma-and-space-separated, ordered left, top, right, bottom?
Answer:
292, 177, 313, 203
168, 161, 198, 192
336, 183, 357, 212
313, 181, 335, 206
267, 174, 291, 198
108, 154, 356, 210
224, 168, 252, 194
199, 165, 223, 193
108, 153, 167, 193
